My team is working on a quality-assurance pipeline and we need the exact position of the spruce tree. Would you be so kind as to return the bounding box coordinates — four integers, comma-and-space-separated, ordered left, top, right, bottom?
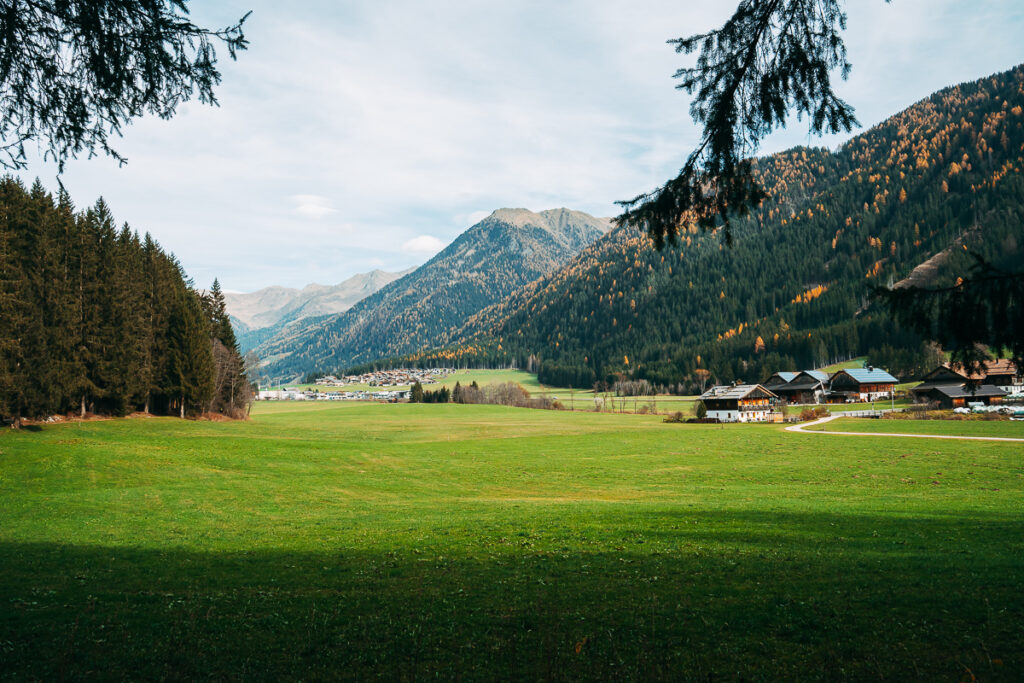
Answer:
167, 289, 215, 418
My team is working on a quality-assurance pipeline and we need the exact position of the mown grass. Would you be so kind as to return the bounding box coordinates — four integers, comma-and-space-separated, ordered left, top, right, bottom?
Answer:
806, 416, 1024, 438
1, 402, 1022, 680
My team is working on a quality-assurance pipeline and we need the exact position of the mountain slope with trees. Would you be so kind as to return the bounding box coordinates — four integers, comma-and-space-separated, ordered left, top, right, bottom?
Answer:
257, 208, 611, 378
432, 65, 1024, 390
0, 178, 249, 423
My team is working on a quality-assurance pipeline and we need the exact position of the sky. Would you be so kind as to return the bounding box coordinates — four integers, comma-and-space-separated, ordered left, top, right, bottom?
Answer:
15, 0, 1024, 291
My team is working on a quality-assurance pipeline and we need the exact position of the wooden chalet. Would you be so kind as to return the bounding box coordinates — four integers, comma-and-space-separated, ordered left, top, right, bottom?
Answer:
763, 372, 798, 392
913, 360, 1019, 407
771, 370, 830, 404
984, 359, 1022, 390
912, 384, 1006, 410
918, 360, 1022, 393
698, 384, 779, 423
828, 367, 897, 401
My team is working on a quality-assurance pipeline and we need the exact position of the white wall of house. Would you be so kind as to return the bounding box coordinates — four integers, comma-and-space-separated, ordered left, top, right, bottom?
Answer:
856, 390, 893, 401
708, 409, 772, 423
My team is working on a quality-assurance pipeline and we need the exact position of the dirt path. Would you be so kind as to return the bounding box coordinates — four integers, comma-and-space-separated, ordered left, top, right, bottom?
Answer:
785, 415, 1024, 442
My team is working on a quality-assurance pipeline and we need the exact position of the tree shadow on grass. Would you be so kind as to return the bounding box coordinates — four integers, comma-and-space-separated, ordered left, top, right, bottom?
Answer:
1, 509, 1021, 680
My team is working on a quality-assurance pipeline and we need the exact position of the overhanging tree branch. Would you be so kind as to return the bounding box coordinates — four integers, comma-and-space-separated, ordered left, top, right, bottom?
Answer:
0, 0, 250, 171
616, 0, 876, 246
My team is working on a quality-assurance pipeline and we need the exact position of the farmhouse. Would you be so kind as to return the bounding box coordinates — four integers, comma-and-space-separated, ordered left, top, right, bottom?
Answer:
983, 360, 1023, 393
912, 383, 1006, 410
763, 372, 798, 392
698, 384, 779, 423
771, 370, 830, 404
917, 360, 1022, 395
912, 360, 1019, 407
828, 367, 897, 402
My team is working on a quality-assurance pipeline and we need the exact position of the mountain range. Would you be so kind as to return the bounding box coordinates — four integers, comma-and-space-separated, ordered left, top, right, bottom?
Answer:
226, 269, 412, 353
253, 208, 612, 377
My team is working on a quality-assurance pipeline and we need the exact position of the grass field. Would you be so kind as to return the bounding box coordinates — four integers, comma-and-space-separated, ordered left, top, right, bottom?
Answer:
2, 402, 1022, 679
806, 416, 1024, 438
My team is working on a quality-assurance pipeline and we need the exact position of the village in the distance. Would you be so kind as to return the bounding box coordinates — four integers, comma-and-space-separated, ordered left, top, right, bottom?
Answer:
257, 360, 1024, 423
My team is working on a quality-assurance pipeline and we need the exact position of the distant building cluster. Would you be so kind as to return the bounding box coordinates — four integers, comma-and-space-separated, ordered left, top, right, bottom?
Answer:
257, 367, 458, 401
257, 388, 411, 401
700, 361, 1023, 423
764, 367, 899, 404
700, 366, 900, 423
313, 368, 455, 388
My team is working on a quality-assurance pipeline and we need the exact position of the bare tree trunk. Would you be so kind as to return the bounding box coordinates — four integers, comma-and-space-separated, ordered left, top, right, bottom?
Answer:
144, 393, 150, 415
80, 395, 86, 418
180, 394, 185, 419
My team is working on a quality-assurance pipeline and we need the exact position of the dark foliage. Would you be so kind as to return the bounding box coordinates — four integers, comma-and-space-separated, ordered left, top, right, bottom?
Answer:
0, 0, 249, 171
0, 177, 248, 422
618, 0, 869, 245
877, 255, 1024, 375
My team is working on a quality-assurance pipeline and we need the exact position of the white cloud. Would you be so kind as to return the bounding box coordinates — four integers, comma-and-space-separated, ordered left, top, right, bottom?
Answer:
16, 0, 1024, 291
402, 235, 445, 254
291, 194, 337, 219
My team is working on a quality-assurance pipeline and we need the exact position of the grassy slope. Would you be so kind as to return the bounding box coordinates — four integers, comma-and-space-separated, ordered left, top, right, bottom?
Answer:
815, 357, 867, 373
1, 403, 1021, 680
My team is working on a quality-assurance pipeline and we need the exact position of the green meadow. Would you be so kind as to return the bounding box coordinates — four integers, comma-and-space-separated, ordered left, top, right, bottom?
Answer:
1, 402, 1022, 680
805, 416, 1024, 438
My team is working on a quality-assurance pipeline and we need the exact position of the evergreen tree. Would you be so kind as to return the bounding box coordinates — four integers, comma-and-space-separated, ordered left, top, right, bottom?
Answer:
167, 289, 215, 418
0, 178, 245, 423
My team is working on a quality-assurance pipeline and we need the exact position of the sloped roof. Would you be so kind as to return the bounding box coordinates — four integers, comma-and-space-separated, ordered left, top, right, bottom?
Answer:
783, 372, 829, 391
766, 370, 827, 390
925, 384, 1007, 399
699, 384, 778, 401
836, 368, 899, 384
944, 359, 1019, 380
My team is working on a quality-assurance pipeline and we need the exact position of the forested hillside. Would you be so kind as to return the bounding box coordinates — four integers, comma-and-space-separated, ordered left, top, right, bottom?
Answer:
257, 208, 611, 378
0, 178, 249, 423
390, 65, 1024, 390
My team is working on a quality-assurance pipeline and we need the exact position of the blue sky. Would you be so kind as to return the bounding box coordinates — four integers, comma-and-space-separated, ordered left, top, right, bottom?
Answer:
15, 0, 1024, 291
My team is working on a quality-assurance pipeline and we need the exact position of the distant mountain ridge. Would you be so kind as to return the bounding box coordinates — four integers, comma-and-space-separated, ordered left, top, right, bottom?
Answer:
226, 268, 411, 352
257, 208, 612, 377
